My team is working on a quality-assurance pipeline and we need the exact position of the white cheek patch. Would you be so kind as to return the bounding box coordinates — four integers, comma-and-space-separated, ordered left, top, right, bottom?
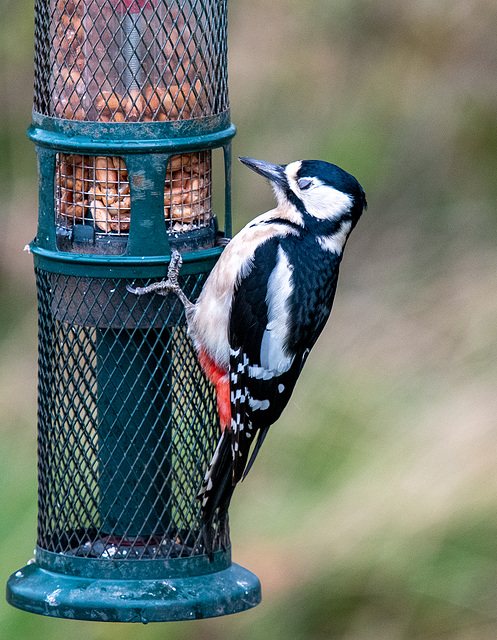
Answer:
284, 163, 353, 221
304, 185, 353, 220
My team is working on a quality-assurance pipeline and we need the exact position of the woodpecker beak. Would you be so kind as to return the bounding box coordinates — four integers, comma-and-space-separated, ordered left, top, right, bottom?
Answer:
239, 157, 287, 189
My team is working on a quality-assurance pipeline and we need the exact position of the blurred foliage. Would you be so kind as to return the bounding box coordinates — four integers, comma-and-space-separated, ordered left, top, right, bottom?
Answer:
1, 0, 497, 638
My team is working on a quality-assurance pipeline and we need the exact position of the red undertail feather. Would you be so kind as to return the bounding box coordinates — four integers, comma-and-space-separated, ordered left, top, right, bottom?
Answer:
198, 348, 231, 431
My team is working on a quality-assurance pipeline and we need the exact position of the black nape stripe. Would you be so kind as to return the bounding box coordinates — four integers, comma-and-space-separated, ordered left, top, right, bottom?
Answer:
263, 218, 303, 232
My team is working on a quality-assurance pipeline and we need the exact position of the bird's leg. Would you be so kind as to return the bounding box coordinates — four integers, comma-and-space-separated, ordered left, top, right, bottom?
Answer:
126, 249, 195, 318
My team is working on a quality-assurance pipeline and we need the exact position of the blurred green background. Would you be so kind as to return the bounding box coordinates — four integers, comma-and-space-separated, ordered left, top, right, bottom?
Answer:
2, 0, 497, 638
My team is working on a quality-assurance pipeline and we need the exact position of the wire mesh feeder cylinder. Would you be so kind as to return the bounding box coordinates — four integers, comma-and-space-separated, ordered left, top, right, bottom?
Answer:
6, 0, 260, 623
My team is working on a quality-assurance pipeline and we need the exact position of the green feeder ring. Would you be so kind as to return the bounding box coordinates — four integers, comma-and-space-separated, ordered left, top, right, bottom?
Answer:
7, 552, 261, 623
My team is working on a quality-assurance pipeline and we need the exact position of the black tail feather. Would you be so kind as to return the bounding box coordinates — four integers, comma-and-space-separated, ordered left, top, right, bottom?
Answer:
198, 430, 235, 560
199, 426, 270, 559
240, 427, 269, 482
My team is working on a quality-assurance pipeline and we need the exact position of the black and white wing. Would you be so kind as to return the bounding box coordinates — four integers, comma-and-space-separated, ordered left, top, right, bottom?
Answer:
228, 236, 328, 483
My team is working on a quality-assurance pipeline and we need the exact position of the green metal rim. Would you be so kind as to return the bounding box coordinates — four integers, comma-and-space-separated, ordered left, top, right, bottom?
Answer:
30, 243, 224, 278
6, 561, 261, 622
35, 547, 231, 580
32, 109, 231, 134
28, 112, 236, 154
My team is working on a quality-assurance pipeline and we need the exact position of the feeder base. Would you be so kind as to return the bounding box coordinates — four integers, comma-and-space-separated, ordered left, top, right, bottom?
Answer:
6, 561, 261, 622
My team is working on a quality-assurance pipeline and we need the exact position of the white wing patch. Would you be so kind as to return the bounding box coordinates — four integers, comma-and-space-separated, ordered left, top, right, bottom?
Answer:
259, 245, 295, 375
248, 398, 270, 411
228, 247, 294, 418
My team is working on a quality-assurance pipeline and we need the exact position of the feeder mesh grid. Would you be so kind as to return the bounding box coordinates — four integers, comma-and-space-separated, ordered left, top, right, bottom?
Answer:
35, 267, 223, 559
33, 0, 229, 121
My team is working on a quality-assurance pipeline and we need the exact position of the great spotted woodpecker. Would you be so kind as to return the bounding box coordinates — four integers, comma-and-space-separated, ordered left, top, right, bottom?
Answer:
128, 157, 366, 556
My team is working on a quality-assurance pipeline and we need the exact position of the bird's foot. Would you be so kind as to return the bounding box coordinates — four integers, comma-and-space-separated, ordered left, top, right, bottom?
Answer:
126, 279, 176, 297
216, 236, 231, 247
165, 248, 183, 288
126, 249, 195, 316
126, 250, 183, 297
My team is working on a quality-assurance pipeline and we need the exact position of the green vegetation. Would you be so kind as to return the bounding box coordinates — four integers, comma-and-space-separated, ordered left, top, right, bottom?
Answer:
2, 0, 497, 638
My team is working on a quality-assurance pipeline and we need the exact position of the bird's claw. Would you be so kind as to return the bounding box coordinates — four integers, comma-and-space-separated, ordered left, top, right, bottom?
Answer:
126, 249, 183, 298
166, 248, 183, 287
126, 280, 173, 297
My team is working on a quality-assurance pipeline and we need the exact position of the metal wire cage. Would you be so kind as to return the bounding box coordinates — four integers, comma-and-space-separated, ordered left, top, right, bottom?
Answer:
35, 268, 217, 559
36, 0, 228, 121
33, 0, 231, 254
7, 0, 260, 623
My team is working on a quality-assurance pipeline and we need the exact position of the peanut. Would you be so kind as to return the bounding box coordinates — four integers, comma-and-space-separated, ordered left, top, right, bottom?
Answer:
168, 155, 192, 172
170, 204, 185, 220
112, 222, 127, 233
125, 88, 146, 121
186, 79, 203, 113
154, 85, 180, 119
191, 160, 206, 175
95, 157, 118, 185
172, 203, 203, 223
182, 177, 206, 205
91, 199, 110, 232
59, 186, 73, 214
170, 169, 185, 184
164, 186, 184, 207
118, 182, 130, 196
111, 215, 130, 232
169, 85, 185, 114
145, 85, 165, 114
86, 185, 105, 200
104, 192, 118, 206
112, 157, 127, 172
59, 160, 73, 177
66, 201, 84, 221
95, 91, 121, 113
73, 165, 84, 194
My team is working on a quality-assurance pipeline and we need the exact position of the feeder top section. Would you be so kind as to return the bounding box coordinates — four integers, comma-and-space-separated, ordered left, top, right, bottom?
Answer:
34, 0, 229, 123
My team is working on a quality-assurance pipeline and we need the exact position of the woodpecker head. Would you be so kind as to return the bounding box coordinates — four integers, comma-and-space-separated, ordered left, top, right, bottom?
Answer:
239, 157, 367, 230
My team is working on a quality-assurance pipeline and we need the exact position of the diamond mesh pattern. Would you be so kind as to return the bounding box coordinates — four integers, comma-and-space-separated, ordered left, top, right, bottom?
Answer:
35, 267, 224, 558
34, 0, 228, 121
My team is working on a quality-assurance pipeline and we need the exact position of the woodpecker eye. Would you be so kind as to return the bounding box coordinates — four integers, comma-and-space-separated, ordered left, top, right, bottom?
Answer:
297, 178, 313, 191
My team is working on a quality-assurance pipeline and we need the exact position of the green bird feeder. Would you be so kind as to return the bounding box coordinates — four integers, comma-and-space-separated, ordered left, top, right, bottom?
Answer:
6, 0, 261, 622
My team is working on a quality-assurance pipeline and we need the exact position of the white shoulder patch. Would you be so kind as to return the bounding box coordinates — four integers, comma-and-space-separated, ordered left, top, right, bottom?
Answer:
259, 245, 294, 375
